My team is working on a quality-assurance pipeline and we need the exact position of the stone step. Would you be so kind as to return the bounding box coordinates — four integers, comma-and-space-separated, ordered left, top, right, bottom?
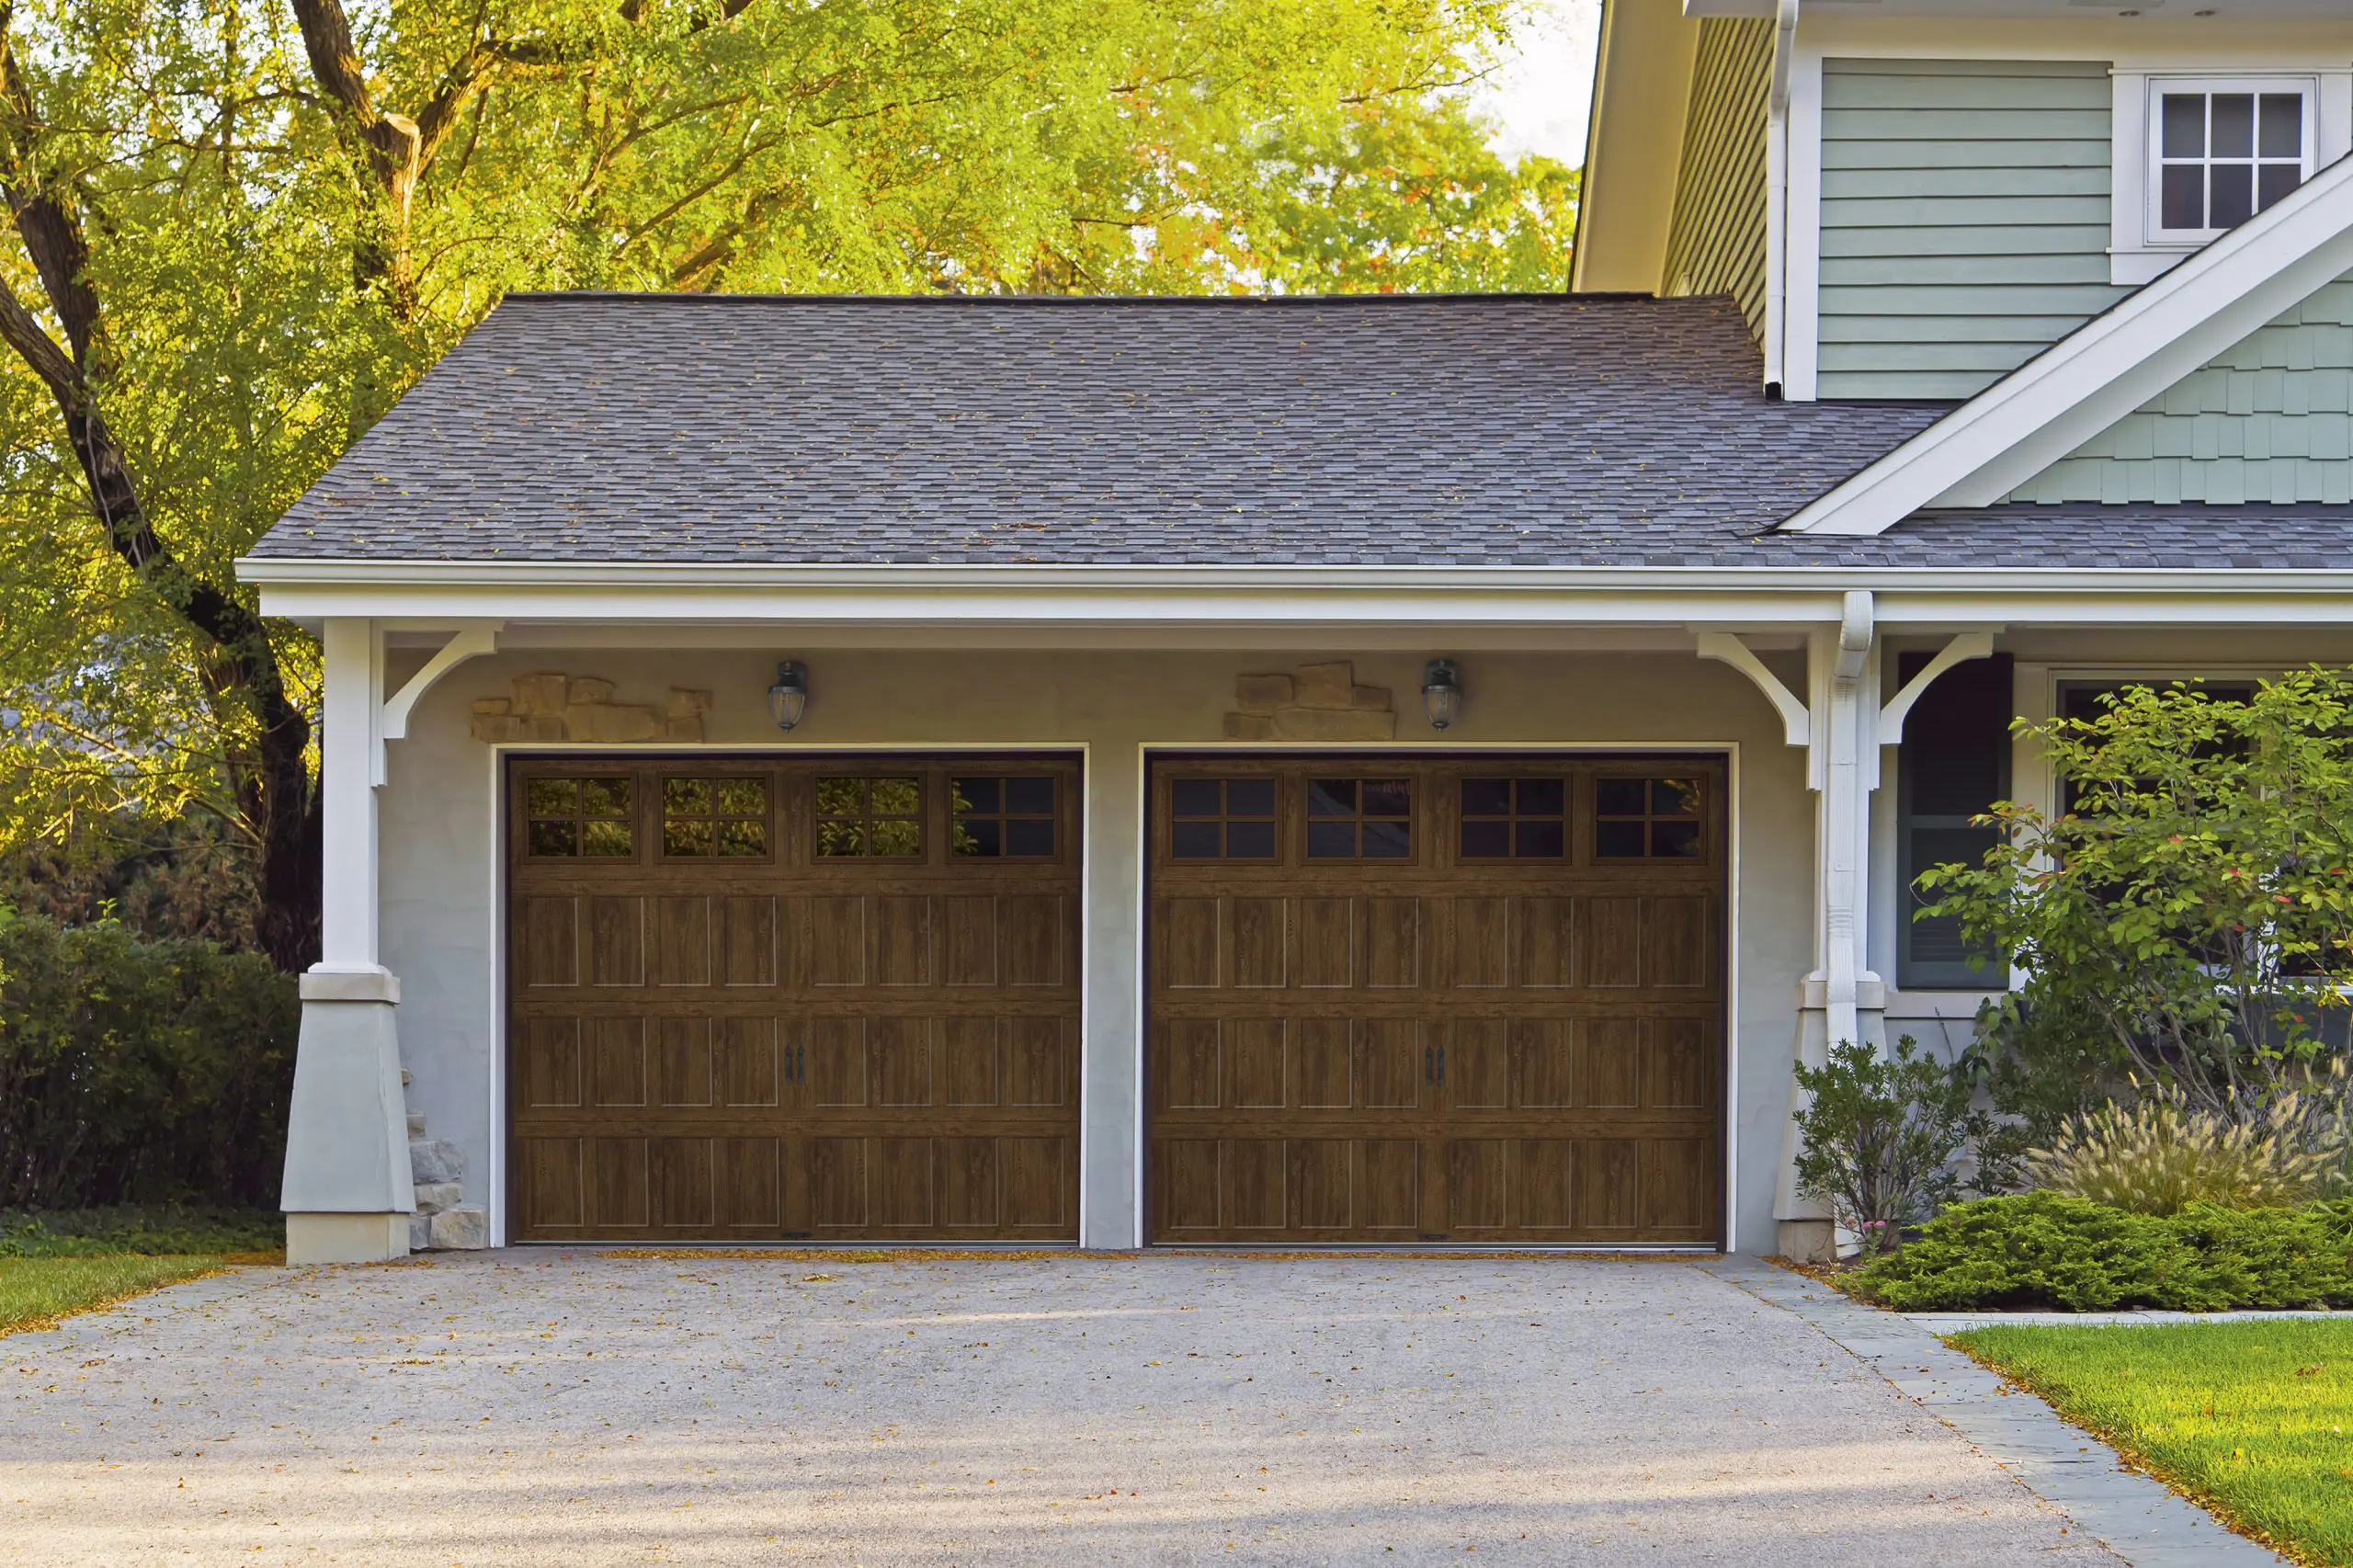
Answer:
415, 1181, 462, 1216
410, 1138, 464, 1185
427, 1208, 489, 1251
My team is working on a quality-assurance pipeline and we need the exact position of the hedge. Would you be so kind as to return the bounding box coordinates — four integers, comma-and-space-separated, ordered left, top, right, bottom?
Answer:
1852, 1190, 2353, 1312
0, 912, 296, 1209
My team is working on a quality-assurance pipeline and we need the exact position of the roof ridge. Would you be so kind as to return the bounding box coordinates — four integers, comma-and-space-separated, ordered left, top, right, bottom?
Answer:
495, 289, 1700, 308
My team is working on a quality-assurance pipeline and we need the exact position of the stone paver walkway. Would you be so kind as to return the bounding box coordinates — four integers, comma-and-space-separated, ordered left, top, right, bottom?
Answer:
0, 1253, 2126, 1565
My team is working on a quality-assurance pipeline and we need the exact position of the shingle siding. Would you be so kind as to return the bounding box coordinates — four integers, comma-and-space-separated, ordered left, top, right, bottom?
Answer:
2009, 271, 2353, 505
1817, 58, 2128, 400
1663, 17, 1772, 341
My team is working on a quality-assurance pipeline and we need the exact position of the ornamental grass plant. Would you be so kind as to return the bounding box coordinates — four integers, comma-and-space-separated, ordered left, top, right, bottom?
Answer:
2025, 1077, 2342, 1216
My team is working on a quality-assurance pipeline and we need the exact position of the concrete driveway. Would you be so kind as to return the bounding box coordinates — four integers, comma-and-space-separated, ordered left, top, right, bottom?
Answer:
0, 1252, 2118, 1565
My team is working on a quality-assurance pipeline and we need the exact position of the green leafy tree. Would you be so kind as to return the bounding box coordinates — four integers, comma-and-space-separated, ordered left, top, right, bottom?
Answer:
1922, 671, 2353, 1120
0, 0, 1564, 968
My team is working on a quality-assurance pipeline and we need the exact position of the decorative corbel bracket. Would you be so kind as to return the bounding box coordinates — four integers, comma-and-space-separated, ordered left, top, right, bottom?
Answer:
375, 623, 503, 787
1876, 631, 1997, 745
1694, 631, 1811, 749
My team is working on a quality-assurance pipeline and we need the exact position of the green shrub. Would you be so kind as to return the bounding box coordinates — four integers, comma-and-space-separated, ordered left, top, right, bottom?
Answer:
1793, 1036, 1989, 1254
0, 911, 296, 1209
1852, 1191, 2353, 1312
2027, 1079, 2338, 1214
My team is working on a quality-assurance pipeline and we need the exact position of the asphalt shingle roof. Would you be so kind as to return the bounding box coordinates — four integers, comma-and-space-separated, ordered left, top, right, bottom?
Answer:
246, 291, 2353, 571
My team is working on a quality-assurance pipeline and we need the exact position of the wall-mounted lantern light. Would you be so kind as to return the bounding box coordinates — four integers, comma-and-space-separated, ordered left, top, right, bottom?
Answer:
768, 660, 810, 732
1423, 658, 1461, 732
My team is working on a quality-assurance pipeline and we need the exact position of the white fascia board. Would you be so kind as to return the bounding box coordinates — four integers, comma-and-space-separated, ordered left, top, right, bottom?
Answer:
239, 558, 2353, 631
1782, 150, 2353, 535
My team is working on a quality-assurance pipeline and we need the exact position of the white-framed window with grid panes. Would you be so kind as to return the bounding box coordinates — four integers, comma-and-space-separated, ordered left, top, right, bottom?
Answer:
2144, 76, 2316, 246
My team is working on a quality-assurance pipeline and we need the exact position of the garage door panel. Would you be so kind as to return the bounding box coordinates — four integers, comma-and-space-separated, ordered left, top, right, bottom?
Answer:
586, 1137, 651, 1230
717, 1017, 779, 1107
518, 896, 580, 988
1360, 1140, 1420, 1231
1233, 898, 1286, 987
717, 896, 778, 987
510, 756, 1081, 1244
1360, 1020, 1423, 1109
721, 1138, 783, 1230
806, 1017, 866, 1107
1363, 899, 1421, 988
1449, 1018, 1510, 1109
1648, 1017, 1716, 1110
1229, 1139, 1287, 1230
872, 1017, 933, 1107
1229, 1017, 1286, 1109
873, 897, 934, 986
1298, 899, 1352, 987
1291, 1139, 1351, 1229
1574, 1140, 1640, 1233
1005, 1018, 1069, 1108
1518, 897, 1575, 988
1516, 1018, 1577, 1109
1298, 1019, 1352, 1108
1003, 1138, 1069, 1228
1447, 1139, 1507, 1231
1579, 1017, 1641, 1109
1004, 895, 1066, 986
518, 1017, 582, 1108
652, 896, 710, 986
809, 895, 866, 985
945, 896, 997, 984
655, 1137, 714, 1228
1450, 898, 1509, 988
589, 895, 646, 986
944, 1017, 1000, 1106
1148, 756, 1722, 1247
588, 1017, 647, 1107
654, 1017, 711, 1106
521, 1139, 585, 1231
1161, 898, 1221, 988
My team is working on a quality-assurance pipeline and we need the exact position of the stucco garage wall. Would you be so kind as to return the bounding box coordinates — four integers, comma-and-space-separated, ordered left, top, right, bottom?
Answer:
379, 645, 1815, 1251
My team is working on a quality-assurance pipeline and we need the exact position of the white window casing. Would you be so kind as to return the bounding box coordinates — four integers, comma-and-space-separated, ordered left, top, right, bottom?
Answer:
2112, 66, 2352, 286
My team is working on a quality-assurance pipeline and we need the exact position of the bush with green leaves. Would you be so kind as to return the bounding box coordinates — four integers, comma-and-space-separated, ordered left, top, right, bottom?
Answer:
0, 910, 295, 1209
1919, 668, 2353, 1120
1851, 1191, 2353, 1312
1794, 1036, 1990, 1254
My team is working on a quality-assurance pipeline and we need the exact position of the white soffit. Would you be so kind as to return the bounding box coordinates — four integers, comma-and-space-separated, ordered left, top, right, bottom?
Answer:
1781, 149, 2353, 536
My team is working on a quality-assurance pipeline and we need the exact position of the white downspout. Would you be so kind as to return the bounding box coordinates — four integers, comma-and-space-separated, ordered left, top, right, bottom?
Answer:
1763, 0, 1800, 397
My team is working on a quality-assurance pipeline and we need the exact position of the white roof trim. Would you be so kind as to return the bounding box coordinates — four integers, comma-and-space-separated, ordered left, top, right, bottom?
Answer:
1781, 151, 2353, 537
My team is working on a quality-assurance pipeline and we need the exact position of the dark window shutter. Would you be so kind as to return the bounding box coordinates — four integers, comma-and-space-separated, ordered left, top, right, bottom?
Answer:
1897, 653, 2012, 990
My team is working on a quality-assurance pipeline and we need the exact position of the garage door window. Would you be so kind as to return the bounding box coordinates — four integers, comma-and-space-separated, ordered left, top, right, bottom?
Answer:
1460, 778, 1567, 859
1169, 778, 1277, 859
1306, 778, 1413, 859
954, 776, 1057, 858
525, 777, 633, 858
1596, 777, 1703, 859
816, 776, 923, 858
661, 776, 768, 858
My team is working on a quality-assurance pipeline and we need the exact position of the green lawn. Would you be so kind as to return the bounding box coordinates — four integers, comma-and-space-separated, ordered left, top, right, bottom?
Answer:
1955, 1319, 2353, 1566
0, 1206, 281, 1335
0, 1254, 236, 1334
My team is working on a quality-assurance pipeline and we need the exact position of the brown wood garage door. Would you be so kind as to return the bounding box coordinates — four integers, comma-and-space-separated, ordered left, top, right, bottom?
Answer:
1148, 755, 1724, 1246
506, 755, 1081, 1243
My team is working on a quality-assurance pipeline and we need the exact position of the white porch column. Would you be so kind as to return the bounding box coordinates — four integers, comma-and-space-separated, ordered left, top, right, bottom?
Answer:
281, 617, 415, 1264
1772, 594, 1884, 1260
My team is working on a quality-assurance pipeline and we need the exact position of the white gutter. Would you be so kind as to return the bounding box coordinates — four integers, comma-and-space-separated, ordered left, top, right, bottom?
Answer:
1761, 0, 1799, 396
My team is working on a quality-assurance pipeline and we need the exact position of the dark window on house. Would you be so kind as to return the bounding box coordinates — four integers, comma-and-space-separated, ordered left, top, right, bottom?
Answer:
1896, 655, 2012, 989
1460, 778, 1568, 859
1169, 778, 1278, 859
953, 776, 1056, 858
1594, 777, 1703, 859
1306, 778, 1413, 859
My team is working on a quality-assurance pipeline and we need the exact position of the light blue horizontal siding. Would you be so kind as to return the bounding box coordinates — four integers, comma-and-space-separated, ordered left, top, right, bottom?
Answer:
1662, 17, 1774, 341
2008, 272, 2353, 505
1817, 59, 2127, 400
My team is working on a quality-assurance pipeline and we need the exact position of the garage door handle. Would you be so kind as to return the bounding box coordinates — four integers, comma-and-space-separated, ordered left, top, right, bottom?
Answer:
786, 1044, 803, 1085
1437, 1046, 1446, 1086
